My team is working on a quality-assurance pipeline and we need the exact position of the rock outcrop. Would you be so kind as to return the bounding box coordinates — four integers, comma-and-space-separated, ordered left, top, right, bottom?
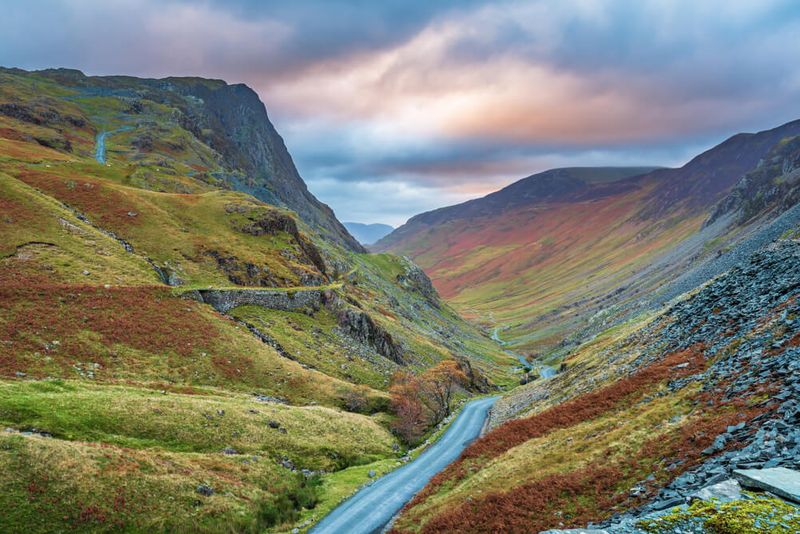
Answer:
27, 68, 364, 252
734, 467, 800, 504
336, 308, 404, 364
396, 259, 439, 307
168, 80, 364, 252
193, 287, 406, 364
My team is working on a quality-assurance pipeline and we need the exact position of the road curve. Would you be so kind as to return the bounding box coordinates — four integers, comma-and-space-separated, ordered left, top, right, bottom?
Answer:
310, 396, 497, 534
95, 131, 110, 164
95, 126, 133, 164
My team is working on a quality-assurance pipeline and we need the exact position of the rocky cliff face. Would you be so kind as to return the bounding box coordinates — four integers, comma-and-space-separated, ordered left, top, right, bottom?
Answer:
167, 80, 364, 252
639, 119, 800, 218
29, 68, 364, 252
708, 134, 800, 227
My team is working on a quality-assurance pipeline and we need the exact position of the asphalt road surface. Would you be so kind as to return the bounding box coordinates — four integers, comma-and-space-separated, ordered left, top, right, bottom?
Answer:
310, 396, 498, 534
95, 126, 132, 164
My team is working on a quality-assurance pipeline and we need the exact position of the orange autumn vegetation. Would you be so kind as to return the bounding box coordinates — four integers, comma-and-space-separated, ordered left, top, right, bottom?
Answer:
415, 346, 706, 499
0, 283, 219, 377
407, 400, 770, 534
393, 347, 777, 534
15, 169, 143, 230
390, 360, 468, 444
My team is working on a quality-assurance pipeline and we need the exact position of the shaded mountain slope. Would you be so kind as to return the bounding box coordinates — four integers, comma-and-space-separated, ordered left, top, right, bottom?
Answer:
344, 222, 394, 245
2, 66, 363, 251
641, 119, 800, 217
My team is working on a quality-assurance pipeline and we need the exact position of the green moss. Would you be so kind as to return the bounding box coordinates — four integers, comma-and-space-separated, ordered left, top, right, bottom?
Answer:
639, 494, 800, 534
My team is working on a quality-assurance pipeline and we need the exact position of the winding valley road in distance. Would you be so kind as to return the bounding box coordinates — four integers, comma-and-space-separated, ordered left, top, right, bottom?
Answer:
310, 396, 498, 534
95, 126, 133, 164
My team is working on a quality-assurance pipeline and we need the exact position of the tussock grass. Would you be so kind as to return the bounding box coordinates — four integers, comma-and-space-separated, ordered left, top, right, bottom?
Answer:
0, 432, 316, 533
0, 380, 397, 471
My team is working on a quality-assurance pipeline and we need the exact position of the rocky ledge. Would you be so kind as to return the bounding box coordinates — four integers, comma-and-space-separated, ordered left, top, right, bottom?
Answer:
191, 287, 406, 364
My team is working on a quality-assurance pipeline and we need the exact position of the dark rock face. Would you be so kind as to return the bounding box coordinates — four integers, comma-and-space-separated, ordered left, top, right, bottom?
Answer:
196, 484, 214, 497
396, 261, 439, 307
0, 102, 86, 129
336, 308, 404, 364
640, 119, 800, 218
195, 288, 324, 314
233, 210, 328, 277
456, 357, 491, 393
168, 81, 364, 252
708, 134, 800, 226
193, 287, 405, 364
26, 68, 364, 252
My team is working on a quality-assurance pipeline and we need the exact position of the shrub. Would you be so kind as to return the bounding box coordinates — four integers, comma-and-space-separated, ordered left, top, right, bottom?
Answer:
248, 474, 320, 531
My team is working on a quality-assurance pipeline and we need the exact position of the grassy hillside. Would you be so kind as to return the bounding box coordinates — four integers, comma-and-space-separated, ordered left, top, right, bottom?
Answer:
381, 177, 704, 354
393, 240, 800, 533
378, 121, 800, 363
0, 67, 514, 532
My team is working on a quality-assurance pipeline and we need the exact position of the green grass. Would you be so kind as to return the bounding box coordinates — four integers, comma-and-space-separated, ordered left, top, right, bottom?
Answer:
10, 168, 326, 288
0, 67, 524, 533
0, 431, 317, 533
230, 305, 395, 390
294, 458, 400, 532
0, 172, 158, 285
0, 380, 397, 471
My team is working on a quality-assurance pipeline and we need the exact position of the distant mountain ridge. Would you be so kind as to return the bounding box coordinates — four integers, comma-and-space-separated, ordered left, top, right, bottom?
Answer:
377, 119, 800, 355
343, 222, 394, 245
380, 167, 658, 239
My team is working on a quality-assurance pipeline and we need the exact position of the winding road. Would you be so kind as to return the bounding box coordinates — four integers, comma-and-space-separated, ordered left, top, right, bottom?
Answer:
95, 127, 133, 164
492, 327, 557, 378
310, 396, 497, 534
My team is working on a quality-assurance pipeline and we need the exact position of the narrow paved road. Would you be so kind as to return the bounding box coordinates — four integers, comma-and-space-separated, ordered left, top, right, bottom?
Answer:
310, 396, 497, 534
95, 131, 110, 164
493, 326, 557, 378
95, 127, 133, 164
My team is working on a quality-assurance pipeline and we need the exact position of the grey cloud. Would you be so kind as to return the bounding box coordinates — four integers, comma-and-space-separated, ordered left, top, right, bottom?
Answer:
2, 0, 800, 224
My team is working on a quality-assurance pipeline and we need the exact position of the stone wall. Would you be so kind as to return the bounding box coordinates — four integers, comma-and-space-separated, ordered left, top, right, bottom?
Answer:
195, 288, 324, 314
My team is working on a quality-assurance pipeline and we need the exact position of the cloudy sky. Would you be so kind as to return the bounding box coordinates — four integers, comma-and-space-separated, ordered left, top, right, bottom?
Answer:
3, 1, 800, 225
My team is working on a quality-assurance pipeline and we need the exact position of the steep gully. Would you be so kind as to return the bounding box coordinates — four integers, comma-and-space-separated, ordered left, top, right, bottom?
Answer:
310, 396, 497, 534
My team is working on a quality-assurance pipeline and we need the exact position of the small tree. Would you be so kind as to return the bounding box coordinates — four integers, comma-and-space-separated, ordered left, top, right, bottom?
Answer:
420, 360, 468, 425
389, 360, 468, 444
389, 371, 429, 443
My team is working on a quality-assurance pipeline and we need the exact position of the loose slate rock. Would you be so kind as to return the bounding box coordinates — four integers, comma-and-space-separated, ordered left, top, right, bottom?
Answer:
690, 479, 742, 503
734, 467, 800, 504
196, 484, 214, 496
539, 530, 609, 534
